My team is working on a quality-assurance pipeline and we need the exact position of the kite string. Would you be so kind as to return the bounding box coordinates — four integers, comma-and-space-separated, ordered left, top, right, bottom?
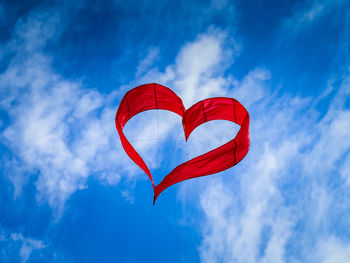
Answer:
187, 135, 215, 263
185, 157, 189, 261
142, 114, 240, 261
160, 121, 182, 261
185, 135, 216, 262
152, 120, 183, 262
195, 121, 238, 262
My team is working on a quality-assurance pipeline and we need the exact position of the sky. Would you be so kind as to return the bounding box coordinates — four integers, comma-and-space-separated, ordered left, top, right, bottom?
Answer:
0, 0, 350, 262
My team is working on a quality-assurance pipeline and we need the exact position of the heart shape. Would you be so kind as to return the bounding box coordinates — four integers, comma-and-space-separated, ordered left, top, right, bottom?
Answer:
115, 83, 250, 204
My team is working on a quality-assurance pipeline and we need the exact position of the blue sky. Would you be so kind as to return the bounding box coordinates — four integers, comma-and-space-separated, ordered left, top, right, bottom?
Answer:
1, 0, 350, 262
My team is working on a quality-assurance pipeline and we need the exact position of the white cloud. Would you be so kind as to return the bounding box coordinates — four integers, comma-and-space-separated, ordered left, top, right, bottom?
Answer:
0, 10, 135, 216
0, 56, 129, 214
314, 236, 350, 263
281, 1, 325, 35
340, 154, 350, 185
174, 28, 237, 107
0, 230, 46, 263
137, 28, 239, 107
280, 0, 347, 37
230, 68, 270, 108
10, 233, 46, 263
303, 78, 350, 179
136, 47, 160, 77
197, 71, 350, 263
121, 190, 135, 204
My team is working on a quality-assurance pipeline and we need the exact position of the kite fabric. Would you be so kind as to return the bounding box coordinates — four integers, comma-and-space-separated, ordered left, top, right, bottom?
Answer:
115, 83, 250, 204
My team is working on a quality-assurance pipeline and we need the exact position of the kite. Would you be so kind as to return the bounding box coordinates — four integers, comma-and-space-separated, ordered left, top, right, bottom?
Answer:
115, 83, 250, 204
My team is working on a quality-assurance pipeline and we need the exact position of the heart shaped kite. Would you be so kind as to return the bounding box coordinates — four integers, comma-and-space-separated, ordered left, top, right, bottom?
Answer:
115, 83, 250, 204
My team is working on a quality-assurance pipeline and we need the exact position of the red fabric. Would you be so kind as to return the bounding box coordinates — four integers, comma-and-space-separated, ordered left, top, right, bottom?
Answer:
115, 83, 250, 204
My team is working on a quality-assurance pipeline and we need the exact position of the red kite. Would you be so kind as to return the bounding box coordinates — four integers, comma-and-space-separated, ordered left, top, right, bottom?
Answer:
115, 83, 250, 204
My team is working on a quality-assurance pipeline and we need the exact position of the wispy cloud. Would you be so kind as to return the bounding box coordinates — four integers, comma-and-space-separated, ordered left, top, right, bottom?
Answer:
11, 233, 45, 263
136, 47, 160, 77
197, 62, 350, 263
280, 0, 347, 37
0, 229, 46, 263
0, 9, 135, 216
313, 236, 350, 263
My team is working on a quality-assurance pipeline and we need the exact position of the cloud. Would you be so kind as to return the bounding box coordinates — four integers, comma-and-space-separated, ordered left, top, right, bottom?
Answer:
11, 233, 45, 263
197, 67, 350, 262
280, 0, 347, 37
281, 1, 325, 36
137, 28, 239, 105
198, 87, 301, 262
0, 229, 46, 263
0, 9, 135, 216
0, 53, 127, 214
136, 47, 160, 77
340, 154, 350, 185
174, 28, 239, 107
314, 236, 350, 263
